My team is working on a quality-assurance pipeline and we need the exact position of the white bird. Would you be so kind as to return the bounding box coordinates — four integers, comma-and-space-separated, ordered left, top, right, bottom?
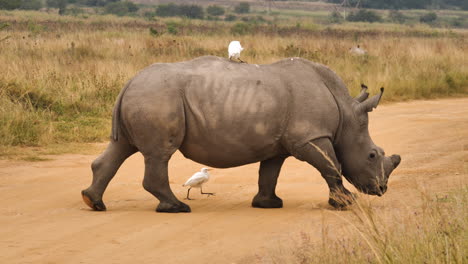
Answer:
228, 40, 245, 63
182, 168, 215, 200
349, 45, 367, 55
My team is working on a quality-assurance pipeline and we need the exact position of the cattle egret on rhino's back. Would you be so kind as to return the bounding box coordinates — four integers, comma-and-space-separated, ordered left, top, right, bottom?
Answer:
182, 168, 215, 200
228, 40, 245, 63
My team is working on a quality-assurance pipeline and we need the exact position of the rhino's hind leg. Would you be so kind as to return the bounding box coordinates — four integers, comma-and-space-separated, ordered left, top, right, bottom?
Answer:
143, 155, 190, 213
293, 138, 355, 209
82, 138, 137, 211
252, 156, 286, 208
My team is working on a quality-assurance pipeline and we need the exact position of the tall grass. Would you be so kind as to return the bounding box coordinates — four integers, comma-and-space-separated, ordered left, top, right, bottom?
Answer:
0, 11, 467, 154
263, 187, 467, 263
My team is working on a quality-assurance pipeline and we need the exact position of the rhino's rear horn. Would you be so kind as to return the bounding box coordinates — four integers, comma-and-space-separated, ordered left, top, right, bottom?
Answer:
357, 87, 384, 113
355, 84, 369, 103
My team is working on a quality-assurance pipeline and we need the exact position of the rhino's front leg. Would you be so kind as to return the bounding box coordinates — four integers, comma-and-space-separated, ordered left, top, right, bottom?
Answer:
294, 138, 354, 209
252, 156, 286, 208
142, 155, 191, 213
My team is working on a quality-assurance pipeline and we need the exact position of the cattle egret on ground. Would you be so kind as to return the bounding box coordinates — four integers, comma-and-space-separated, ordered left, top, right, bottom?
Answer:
349, 45, 367, 55
228, 40, 245, 63
182, 168, 215, 200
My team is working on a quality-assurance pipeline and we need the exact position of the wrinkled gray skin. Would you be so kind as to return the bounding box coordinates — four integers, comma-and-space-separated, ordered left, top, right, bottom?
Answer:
82, 56, 401, 213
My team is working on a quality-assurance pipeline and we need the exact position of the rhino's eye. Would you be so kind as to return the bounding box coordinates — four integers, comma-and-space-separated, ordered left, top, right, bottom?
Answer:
369, 153, 376, 159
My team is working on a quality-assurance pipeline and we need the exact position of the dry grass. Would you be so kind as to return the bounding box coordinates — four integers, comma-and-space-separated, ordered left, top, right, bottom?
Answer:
260, 186, 467, 264
0, 10, 467, 157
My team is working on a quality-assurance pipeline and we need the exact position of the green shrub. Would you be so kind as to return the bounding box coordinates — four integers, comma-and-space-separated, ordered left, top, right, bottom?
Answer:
388, 10, 406, 24
156, 3, 203, 19
104, 1, 139, 16
0, 0, 21, 10
329, 10, 344, 24
347, 9, 382, 23
166, 21, 179, 35
234, 2, 250, 14
225, 14, 237, 21
20, 0, 42, 10
231, 22, 252, 35
207, 5, 225, 16
156, 3, 178, 17
420, 12, 437, 24
178, 4, 204, 19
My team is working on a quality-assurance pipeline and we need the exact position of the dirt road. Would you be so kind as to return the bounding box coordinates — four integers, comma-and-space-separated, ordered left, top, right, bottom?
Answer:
0, 98, 466, 264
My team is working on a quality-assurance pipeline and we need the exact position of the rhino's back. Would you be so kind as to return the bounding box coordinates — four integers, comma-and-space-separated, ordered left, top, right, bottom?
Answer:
121, 56, 340, 167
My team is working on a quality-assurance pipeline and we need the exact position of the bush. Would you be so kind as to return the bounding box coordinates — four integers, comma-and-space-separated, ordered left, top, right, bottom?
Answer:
347, 9, 382, 23
420, 12, 437, 24
0, 0, 21, 10
234, 2, 250, 14
225, 14, 237, 21
64, 7, 85, 16
178, 4, 204, 19
104, 1, 138, 16
156, 3, 178, 17
231, 22, 252, 35
329, 10, 344, 24
155, 3, 203, 19
20, 0, 42, 10
206, 5, 225, 16
388, 10, 406, 24
166, 21, 179, 35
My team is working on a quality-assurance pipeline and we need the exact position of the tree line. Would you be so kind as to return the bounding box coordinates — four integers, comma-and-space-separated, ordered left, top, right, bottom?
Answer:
326, 0, 467, 10
0, 0, 252, 18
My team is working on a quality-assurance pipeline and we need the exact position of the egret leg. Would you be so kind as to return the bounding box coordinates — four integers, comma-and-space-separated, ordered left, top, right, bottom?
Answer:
201, 186, 215, 197
185, 187, 194, 200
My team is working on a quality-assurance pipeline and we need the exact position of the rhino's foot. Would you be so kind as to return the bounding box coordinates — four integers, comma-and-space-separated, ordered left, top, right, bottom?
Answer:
328, 191, 356, 210
156, 201, 191, 213
252, 194, 283, 208
81, 190, 106, 211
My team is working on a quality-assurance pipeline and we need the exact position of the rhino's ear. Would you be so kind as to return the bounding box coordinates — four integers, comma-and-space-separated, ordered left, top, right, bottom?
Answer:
357, 87, 384, 113
354, 84, 369, 103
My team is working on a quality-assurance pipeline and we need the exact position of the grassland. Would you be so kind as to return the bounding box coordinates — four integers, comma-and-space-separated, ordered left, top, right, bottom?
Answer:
0, 10, 467, 158
264, 187, 467, 264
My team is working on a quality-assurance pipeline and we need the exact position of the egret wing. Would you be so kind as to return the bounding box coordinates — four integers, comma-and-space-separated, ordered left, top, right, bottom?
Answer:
184, 172, 207, 187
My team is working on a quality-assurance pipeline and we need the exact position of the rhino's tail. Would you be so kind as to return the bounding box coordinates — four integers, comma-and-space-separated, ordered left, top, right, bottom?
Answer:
111, 79, 133, 142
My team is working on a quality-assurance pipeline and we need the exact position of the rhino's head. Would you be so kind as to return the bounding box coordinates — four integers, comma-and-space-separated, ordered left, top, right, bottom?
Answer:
336, 85, 401, 196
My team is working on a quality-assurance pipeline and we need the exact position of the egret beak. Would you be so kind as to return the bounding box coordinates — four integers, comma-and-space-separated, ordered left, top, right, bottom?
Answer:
207, 169, 214, 171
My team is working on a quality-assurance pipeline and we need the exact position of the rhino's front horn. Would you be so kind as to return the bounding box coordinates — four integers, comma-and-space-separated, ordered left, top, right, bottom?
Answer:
391, 154, 401, 167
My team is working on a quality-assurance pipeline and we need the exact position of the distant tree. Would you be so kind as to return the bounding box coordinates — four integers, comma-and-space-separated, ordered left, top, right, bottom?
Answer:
419, 12, 437, 23
326, 0, 429, 9
225, 14, 237, 21
347, 9, 382, 23
155, 3, 203, 19
20, 0, 43, 10
104, 1, 139, 16
156, 3, 180, 17
178, 4, 204, 19
206, 5, 225, 16
0, 0, 21, 10
234, 2, 250, 14
46, 0, 68, 15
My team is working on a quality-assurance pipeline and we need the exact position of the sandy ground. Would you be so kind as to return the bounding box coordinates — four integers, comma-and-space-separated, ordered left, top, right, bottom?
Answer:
0, 98, 467, 264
